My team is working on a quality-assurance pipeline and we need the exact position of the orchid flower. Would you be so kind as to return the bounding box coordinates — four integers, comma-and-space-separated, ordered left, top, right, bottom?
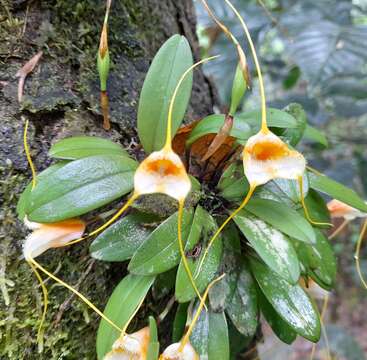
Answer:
327, 199, 367, 290
196, 0, 330, 276
22, 119, 124, 346
159, 274, 225, 360
104, 326, 150, 360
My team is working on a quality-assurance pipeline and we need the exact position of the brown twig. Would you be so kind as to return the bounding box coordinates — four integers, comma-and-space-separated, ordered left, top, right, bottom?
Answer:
16, 50, 43, 103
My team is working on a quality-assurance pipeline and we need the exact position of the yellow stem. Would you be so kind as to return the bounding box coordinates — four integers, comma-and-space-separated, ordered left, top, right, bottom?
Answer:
120, 294, 146, 337
328, 219, 349, 240
164, 55, 220, 151
30, 258, 122, 333
195, 184, 256, 279
28, 260, 48, 352
23, 118, 37, 190
298, 176, 333, 227
177, 200, 206, 307
355, 219, 367, 290
223, 0, 268, 132
179, 273, 225, 350
65, 193, 138, 246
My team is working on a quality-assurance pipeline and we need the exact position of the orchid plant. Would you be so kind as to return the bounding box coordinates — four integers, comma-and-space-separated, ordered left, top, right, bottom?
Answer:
17, 0, 367, 359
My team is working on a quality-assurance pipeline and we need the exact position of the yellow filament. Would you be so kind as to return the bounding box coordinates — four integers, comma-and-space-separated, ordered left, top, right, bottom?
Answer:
28, 260, 48, 351
222, 0, 268, 132
195, 184, 256, 279
23, 118, 37, 190
120, 294, 146, 337
29, 258, 122, 333
355, 219, 367, 290
328, 219, 349, 240
65, 193, 138, 246
179, 273, 225, 350
298, 176, 332, 227
177, 200, 206, 307
164, 55, 220, 151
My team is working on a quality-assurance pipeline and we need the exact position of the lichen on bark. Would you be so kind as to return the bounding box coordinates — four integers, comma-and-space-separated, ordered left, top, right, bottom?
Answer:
0, 0, 217, 359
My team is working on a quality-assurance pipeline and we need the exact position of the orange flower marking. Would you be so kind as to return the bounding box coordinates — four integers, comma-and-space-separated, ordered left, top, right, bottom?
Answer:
23, 218, 86, 260
159, 342, 199, 360
327, 199, 366, 220
104, 327, 150, 360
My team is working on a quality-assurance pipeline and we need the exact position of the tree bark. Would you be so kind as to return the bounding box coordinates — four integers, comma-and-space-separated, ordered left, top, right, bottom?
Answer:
0, 1, 218, 358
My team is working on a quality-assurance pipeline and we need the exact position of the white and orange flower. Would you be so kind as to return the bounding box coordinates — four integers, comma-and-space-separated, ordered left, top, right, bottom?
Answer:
159, 341, 199, 360
23, 217, 86, 260
104, 327, 150, 360
327, 199, 366, 221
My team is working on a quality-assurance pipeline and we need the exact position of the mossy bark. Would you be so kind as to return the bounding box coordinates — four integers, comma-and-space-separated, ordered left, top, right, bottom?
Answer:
0, 1, 218, 358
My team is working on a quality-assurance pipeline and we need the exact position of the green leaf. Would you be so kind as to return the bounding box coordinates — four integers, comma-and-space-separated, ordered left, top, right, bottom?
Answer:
294, 229, 337, 290
218, 164, 249, 203
225, 261, 258, 337
246, 198, 316, 244
137, 35, 193, 153
190, 307, 230, 360
49, 136, 129, 160
172, 302, 189, 342
250, 258, 321, 342
302, 189, 331, 225
209, 225, 241, 312
186, 114, 252, 147
96, 274, 155, 360
175, 206, 222, 302
258, 288, 297, 345
257, 174, 309, 208
234, 211, 300, 284
17, 162, 68, 220
281, 103, 307, 147
236, 108, 298, 132
90, 211, 159, 262
309, 172, 367, 212
128, 209, 194, 275
26, 155, 138, 222
304, 125, 328, 147
147, 317, 159, 360
229, 63, 246, 115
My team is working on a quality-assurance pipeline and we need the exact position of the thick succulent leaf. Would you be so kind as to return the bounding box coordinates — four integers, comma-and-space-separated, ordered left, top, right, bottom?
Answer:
258, 288, 297, 345
217, 162, 243, 192
186, 114, 251, 147
128, 209, 194, 275
172, 302, 189, 343
137, 35, 193, 153
309, 172, 367, 212
246, 198, 316, 244
294, 229, 337, 290
250, 258, 321, 342
304, 125, 328, 147
288, 21, 367, 84
17, 162, 68, 220
302, 189, 331, 224
225, 261, 258, 337
147, 317, 159, 360
175, 206, 222, 302
209, 225, 241, 312
49, 136, 129, 160
227, 319, 253, 360
281, 103, 307, 146
26, 155, 137, 222
257, 174, 309, 208
234, 211, 300, 284
236, 108, 297, 132
190, 307, 230, 360
90, 211, 159, 262
96, 274, 155, 359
